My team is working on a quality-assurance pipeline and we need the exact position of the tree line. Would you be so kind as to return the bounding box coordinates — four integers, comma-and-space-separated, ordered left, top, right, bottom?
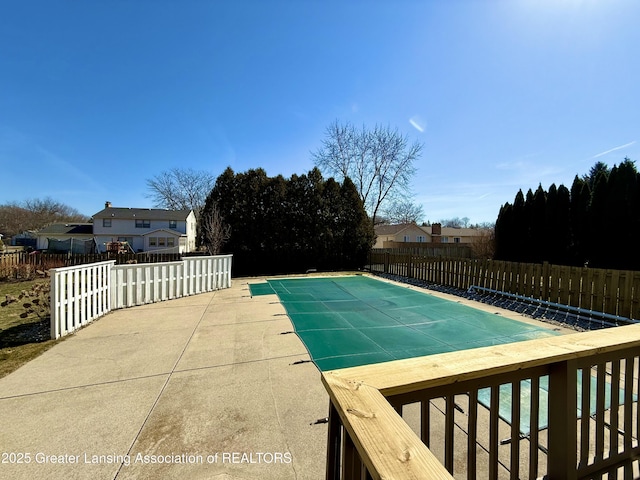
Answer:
0, 198, 88, 240
495, 159, 640, 270
201, 167, 375, 275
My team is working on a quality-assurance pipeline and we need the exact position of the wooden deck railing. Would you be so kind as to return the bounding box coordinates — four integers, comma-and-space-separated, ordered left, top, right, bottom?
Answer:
323, 324, 640, 479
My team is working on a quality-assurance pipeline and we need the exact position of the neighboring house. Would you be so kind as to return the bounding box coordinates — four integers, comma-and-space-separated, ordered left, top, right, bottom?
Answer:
374, 223, 489, 248
36, 223, 96, 253
92, 202, 197, 254
373, 223, 432, 248
421, 224, 483, 244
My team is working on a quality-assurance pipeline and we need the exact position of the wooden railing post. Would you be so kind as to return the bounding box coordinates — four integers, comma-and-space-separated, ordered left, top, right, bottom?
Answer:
326, 403, 341, 480
547, 358, 578, 480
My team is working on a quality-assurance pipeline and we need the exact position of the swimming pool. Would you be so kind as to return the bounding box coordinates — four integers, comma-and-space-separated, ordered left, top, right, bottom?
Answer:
250, 275, 558, 371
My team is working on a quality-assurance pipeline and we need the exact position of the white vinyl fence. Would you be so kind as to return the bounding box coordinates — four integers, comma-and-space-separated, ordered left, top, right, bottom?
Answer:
50, 255, 232, 339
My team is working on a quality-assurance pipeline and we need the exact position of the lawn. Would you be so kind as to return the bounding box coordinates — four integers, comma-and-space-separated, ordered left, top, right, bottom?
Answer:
0, 278, 61, 378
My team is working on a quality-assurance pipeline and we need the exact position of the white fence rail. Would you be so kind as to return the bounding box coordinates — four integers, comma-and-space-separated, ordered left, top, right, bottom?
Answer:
50, 255, 232, 339
50, 261, 114, 339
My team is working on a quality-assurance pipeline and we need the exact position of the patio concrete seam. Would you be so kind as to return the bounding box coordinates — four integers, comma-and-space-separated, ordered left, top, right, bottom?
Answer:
202, 316, 293, 328
0, 371, 172, 401
266, 352, 300, 480
112, 290, 218, 480
171, 352, 312, 375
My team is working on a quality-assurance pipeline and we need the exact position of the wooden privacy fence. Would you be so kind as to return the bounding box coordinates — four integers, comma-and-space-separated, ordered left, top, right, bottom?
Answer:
323, 324, 640, 479
368, 249, 640, 321
50, 255, 232, 339
0, 251, 182, 268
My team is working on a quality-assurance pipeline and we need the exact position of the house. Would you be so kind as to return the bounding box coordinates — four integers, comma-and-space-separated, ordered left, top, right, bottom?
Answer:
373, 223, 432, 248
374, 223, 490, 248
421, 224, 486, 244
35, 223, 96, 253
92, 202, 197, 254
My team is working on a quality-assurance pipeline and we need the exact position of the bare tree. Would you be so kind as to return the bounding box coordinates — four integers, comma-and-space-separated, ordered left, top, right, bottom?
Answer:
439, 217, 464, 228
0, 198, 87, 238
384, 201, 425, 225
469, 228, 495, 259
313, 121, 422, 225
146, 168, 216, 219
201, 201, 231, 255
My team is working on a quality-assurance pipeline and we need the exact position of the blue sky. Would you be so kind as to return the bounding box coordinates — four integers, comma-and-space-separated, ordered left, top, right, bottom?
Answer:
1, 0, 639, 224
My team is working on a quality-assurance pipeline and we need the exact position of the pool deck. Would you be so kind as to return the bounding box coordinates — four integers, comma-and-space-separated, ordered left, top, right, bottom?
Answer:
0, 277, 328, 480
0, 274, 572, 480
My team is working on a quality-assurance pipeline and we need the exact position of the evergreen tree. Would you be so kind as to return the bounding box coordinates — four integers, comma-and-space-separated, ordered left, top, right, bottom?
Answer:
202, 167, 375, 275
588, 169, 610, 267
583, 161, 610, 190
540, 184, 572, 265
544, 184, 558, 263
512, 190, 527, 262
495, 158, 638, 269
605, 159, 639, 269
530, 185, 547, 263
569, 175, 590, 266
494, 202, 514, 260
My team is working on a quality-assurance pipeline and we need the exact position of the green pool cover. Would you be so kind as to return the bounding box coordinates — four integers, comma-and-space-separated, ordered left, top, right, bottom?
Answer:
250, 275, 558, 371
477, 373, 635, 434
250, 275, 633, 434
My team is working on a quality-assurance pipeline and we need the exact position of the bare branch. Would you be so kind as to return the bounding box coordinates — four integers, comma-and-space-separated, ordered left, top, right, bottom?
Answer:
145, 168, 216, 219
313, 121, 423, 225
201, 201, 231, 255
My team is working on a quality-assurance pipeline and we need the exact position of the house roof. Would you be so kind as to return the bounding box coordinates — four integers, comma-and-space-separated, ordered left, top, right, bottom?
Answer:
93, 207, 193, 221
374, 223, 419, 236
37, 223, 94, 235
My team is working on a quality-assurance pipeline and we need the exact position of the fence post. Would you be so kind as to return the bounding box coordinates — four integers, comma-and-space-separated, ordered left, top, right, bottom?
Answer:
541, 261, 550, 300
547, 358, 578, 480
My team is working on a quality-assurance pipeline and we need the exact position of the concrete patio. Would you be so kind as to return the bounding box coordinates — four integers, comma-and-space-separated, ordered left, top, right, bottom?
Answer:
0, 278, 328, 480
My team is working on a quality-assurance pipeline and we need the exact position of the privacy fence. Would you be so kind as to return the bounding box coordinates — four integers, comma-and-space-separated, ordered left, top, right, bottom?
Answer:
1, 251, 182, 268
368, 249, 640, 321
50, 255, 232, 339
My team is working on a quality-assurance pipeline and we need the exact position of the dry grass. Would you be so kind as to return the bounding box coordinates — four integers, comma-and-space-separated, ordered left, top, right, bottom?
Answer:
0, 279, 62, 379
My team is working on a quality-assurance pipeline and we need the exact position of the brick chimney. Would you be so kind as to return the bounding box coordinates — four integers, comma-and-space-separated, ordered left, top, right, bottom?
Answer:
432, 222, 442, 243
105, 201, 112, 209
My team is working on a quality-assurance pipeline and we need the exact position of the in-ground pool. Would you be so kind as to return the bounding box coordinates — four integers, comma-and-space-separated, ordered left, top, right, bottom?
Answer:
251, 276, 633, 432
250, 275, 558, 371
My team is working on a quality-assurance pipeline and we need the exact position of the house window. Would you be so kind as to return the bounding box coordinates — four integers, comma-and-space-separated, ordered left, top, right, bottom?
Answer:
454, 237, 461, 243
169, 220, 177, 229
417, 235, 425, 243
103, 219, 112, 227
135, 219, 151, 228
167, 237, 175, 247
158, 238, 166, 247
442, 237, 449, 243
403, 235, 410, 242
149, 238, 157, 247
